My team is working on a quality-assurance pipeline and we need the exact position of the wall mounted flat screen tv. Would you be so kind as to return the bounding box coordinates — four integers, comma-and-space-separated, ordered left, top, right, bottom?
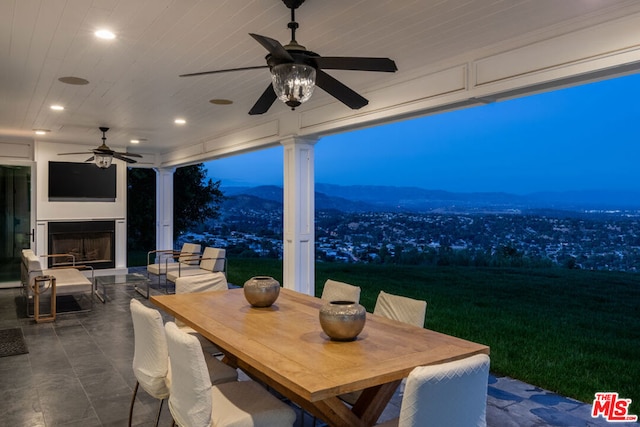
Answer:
48, 161, 117, 201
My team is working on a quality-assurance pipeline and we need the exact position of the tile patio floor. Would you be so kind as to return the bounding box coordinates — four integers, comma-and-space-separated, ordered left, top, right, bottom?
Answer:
0, 272, 637, 426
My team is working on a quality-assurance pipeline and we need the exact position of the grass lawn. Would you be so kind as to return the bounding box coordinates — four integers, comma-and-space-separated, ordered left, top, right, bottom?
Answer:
226, 258, 640, 414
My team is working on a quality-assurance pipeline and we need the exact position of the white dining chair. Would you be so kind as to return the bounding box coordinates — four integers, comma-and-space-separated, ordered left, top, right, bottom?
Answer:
320, 279, 361, 303
164, 321, 297, 427
373, 291, 427, 327
376, 354, 490, 427
340, 291, 428, 406
129, 299, 171, 427
129, 300, 238, 427
174, 275, 228, 356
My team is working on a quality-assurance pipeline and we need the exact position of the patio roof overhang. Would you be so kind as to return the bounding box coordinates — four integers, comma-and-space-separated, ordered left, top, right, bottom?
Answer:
1, 0, 640, 165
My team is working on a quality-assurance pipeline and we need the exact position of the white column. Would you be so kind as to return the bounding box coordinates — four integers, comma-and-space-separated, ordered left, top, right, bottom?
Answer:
281, 136, 317, 295
154, 167, 175, 251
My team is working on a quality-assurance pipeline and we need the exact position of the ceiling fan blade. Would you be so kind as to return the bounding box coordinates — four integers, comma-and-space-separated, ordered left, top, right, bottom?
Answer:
315, 70, 369, 110
85, 156, 94, 162
113, 153, 137, 164
313, 56, 398, 72
58, 152, 93, 156
93, 148, 114, 155
179, 65, 268, 77
249, 84, 278, 115
113, 151, 143, 158
249, 33, 294, 61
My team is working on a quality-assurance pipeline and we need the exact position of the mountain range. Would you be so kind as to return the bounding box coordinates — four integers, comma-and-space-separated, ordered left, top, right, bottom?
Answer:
221, 184, 640, 213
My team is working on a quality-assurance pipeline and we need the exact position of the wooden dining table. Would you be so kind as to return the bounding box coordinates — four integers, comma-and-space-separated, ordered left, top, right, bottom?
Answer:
151, 288, 489, 427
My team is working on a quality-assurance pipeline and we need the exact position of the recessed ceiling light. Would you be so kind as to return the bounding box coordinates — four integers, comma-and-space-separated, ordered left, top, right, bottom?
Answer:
95, 29, 116, 40
174, 118, 186, 125
58, 76, 89, 85
209, 99, 233, 105
50, 105, 64, 111
33, 129, 50, 135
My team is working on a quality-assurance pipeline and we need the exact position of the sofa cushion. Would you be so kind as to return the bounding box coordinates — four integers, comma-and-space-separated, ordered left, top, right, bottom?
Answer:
41, 268, 92, 295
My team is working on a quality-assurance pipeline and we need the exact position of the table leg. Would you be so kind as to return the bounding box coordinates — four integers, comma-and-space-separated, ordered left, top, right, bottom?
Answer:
224, 353, 394, 427
352, 380, 402, 426
34, 276, 56, 323
134, 281, 149, 299
94, 278, 106, 303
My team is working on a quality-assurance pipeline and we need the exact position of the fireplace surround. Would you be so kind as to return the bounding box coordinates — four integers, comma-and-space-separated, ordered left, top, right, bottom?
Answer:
47, 221, 116, 269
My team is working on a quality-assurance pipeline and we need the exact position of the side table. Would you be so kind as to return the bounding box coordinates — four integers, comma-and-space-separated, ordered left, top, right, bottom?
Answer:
34, 275, 56, 323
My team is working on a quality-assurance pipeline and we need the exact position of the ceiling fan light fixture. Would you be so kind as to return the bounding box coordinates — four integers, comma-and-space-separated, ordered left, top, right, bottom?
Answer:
94, 152, 113, 169
271, 63, 316, 109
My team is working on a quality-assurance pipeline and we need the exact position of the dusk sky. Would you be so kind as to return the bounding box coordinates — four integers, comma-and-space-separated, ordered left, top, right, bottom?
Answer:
206, 72, 640, 195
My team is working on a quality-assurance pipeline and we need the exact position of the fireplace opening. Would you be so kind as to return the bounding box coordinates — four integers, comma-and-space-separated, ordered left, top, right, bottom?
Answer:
48, 221, 115, 269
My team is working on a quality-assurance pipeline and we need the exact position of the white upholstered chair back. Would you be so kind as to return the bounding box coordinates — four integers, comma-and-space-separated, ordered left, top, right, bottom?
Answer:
392, 354, 490, 427
165, 321, 296, 427
320, 279, 361, 303
198, 247, 226, 273
178, 243, 202, 265
373, 291, 427, 327
165, 321, 213, 427
130, 299, 170, 398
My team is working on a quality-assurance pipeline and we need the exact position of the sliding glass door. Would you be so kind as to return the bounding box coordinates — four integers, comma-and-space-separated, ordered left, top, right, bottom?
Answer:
0, 164, 33, 287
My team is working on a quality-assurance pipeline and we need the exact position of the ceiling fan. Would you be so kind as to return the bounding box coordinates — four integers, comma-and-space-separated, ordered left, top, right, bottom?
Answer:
58, 127, 142, 168
179, 0, 398, 115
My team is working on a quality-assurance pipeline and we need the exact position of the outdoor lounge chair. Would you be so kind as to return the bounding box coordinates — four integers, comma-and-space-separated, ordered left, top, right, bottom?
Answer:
146, 243, 201, 291
165, 247, 226, 284
21, 249, 94, 316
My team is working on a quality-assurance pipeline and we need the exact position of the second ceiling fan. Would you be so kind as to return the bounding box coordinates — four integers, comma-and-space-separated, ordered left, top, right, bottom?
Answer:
58, 127, 142, 168
180, 0, 398, 115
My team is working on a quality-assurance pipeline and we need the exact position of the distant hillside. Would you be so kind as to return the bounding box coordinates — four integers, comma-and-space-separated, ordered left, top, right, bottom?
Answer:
222, 193, 283, 211
222, 185, 379, 212
221, 184, 640, 213
315, 183, 527, 211
224, 186, 284, 203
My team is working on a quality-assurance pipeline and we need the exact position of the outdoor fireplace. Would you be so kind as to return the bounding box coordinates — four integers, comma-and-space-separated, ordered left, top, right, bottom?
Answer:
47, 221, 116, 269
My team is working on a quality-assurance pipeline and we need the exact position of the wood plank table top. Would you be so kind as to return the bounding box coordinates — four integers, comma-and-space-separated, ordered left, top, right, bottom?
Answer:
151, 288, 489, 427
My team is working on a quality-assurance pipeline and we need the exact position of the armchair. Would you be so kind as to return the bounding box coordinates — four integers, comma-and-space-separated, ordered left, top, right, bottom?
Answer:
146, 243, 201, 292
21, 249, 94, 316
165, 247, 226, 284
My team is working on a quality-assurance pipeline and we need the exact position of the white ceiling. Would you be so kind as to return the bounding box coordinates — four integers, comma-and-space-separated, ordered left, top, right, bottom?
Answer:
2, 0, 640, 166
